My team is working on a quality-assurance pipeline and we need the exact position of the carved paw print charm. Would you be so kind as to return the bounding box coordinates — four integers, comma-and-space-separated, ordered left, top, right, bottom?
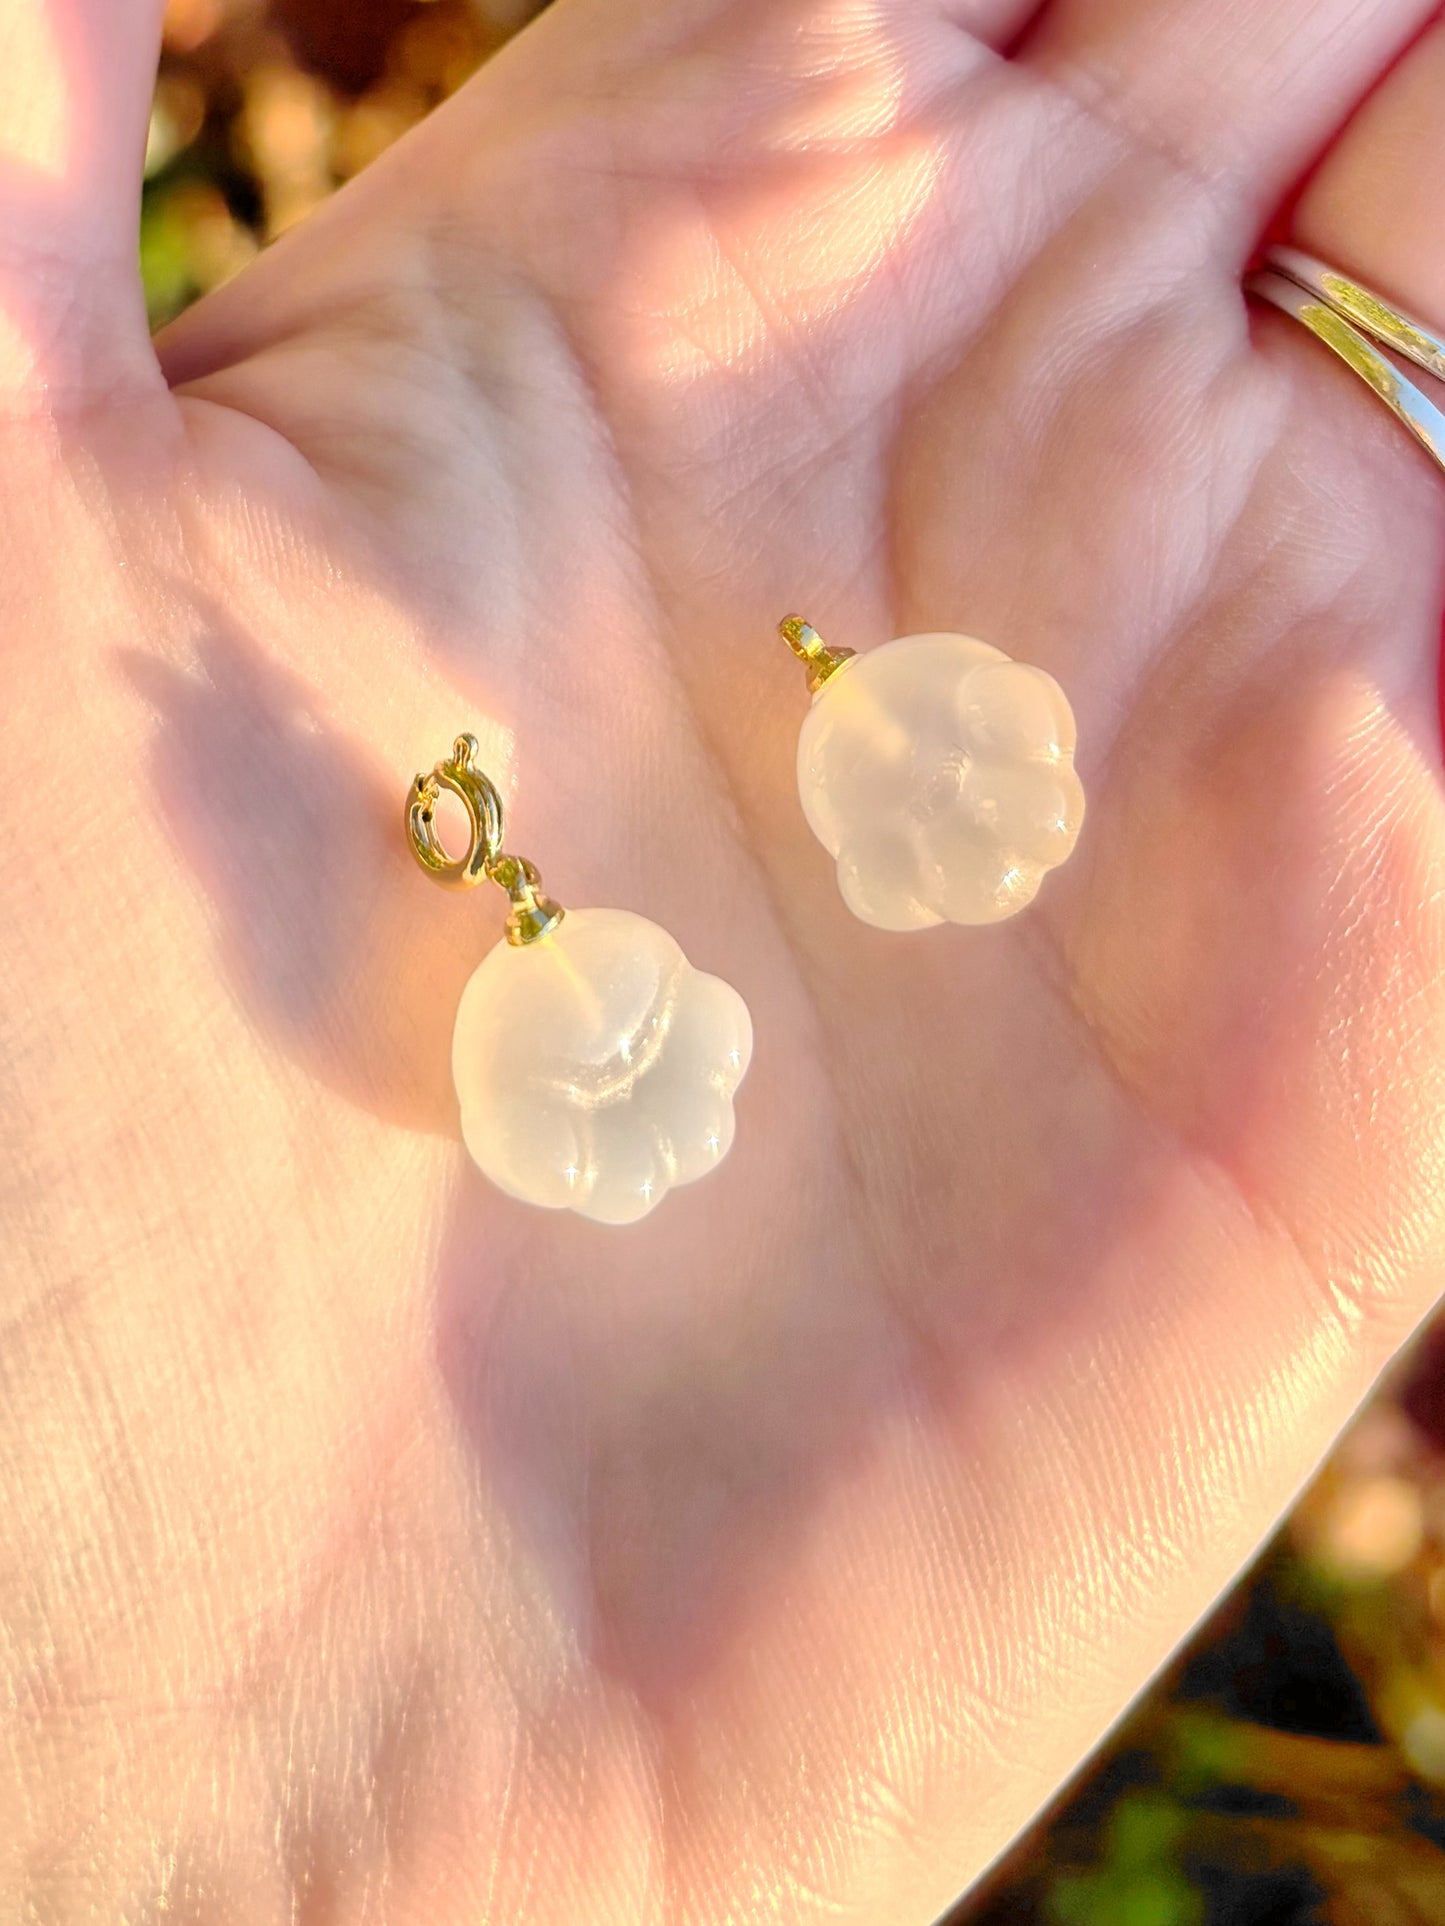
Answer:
781, 621, 1085, 931
453, 908, 752, 1225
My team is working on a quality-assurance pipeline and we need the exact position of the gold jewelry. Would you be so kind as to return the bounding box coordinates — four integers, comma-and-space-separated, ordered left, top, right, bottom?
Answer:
1247, 247, 1445, 477
407, 736, 752, 1225
778, 617, 1085, 932
407, 733, 563, 943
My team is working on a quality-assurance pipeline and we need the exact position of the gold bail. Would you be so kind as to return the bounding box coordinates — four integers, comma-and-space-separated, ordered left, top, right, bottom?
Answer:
778, 614, 855, 695
488, 854, 565, 947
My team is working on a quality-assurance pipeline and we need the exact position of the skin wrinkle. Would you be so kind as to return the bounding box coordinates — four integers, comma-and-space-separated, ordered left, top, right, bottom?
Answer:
1022, 0, 1433, 229
1075, 858, 1438, 1350
1065, 824, 1377, 1328
1026, 46, 1257, 214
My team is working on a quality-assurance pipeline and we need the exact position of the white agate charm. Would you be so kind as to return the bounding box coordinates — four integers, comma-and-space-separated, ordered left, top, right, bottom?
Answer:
780, 619, 1085, 932
452, 908, 752, 1225
407, 736, 751, 1225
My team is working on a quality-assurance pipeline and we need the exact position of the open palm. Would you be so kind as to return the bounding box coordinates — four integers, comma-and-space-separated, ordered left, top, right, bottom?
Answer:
7, 0, 1445, 1918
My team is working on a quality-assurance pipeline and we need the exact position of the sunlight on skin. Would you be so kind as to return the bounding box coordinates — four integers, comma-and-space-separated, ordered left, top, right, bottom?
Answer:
0, 1, 70, 390
472, 0, 958, 393
736, 0, 924, 151
647, 141, 948, 389
0, 307, 48, 397
0, 1, 71, 181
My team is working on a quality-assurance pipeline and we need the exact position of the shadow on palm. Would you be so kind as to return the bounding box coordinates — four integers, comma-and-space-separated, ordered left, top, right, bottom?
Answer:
120, 613, 471, 1132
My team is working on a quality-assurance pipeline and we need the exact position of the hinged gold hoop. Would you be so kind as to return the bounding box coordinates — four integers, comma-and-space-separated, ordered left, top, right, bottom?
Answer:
406, 733, 566, 944
406, 733, 504, 889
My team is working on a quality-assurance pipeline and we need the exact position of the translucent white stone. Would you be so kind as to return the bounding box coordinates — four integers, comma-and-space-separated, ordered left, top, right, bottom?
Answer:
451, 907, 752, 1225
797, 632, 1085, 931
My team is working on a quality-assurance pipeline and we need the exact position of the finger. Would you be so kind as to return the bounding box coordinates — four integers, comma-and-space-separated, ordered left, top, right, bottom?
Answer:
936, 0, 1048, 46
1292, 16, 1445, 338
0, 0, 165, 399
1021, 0, 1440, 238
544, 0, 1045, 64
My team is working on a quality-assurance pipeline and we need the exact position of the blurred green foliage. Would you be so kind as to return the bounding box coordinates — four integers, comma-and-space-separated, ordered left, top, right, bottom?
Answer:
1049, 1795, 1205, 1926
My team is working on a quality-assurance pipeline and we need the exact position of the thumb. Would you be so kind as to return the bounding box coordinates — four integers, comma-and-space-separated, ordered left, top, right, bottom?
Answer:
0, 0, 166, 404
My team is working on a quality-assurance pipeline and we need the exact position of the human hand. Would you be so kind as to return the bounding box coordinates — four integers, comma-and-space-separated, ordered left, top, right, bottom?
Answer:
5, 0, 1445, 1918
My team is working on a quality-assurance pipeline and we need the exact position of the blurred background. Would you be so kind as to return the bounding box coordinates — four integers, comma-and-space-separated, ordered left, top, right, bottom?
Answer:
142, 0, 542, 325
143, 6, 1445, 1920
